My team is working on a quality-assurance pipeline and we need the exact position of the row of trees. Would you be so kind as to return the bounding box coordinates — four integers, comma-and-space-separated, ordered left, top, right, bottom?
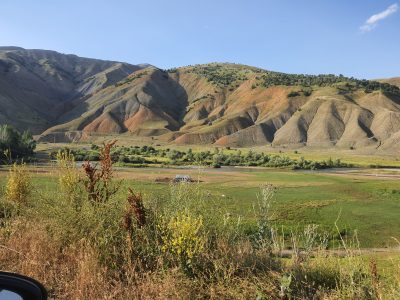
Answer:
52, 145, 351, 170
0, 125, 36, 163
260, 73, 400, 95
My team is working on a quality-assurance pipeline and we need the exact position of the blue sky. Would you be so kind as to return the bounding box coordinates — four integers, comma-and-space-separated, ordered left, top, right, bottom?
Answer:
0, 0, 399, 79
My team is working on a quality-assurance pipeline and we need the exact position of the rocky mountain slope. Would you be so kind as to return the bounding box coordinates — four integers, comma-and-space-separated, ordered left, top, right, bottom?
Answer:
0, 47, 141, 133
1, 47, 400, 150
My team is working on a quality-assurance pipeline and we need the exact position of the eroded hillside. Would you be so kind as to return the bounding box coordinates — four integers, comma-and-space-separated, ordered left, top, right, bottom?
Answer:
41, 62, 400, 150
0, 47, 141, 133
1, 48, 399, 150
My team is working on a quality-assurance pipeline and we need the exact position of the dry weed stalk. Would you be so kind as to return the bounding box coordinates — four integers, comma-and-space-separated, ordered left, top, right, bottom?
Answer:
370, 258, 381, 300
81, 140, 120, 204
123, 188, 146, 233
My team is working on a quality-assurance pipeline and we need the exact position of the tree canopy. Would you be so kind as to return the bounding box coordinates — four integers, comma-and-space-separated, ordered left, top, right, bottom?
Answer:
0, 124, 36, 163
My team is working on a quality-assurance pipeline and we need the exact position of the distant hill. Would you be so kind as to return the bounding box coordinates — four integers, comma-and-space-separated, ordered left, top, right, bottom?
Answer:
0, 47, 141, 133
1, 47, 400, 150
378, 77, 400, 88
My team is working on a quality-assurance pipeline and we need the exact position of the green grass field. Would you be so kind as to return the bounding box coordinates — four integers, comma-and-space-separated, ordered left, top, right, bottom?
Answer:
3, 165, 399, 248
124, 168, 400, 248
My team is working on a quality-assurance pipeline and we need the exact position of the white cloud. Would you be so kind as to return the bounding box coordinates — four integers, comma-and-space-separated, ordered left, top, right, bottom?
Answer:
360, 3, 398, 32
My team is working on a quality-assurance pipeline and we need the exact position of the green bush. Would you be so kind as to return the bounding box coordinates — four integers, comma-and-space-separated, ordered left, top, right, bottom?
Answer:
288, 91, 300, 97
0, 124, 36, 163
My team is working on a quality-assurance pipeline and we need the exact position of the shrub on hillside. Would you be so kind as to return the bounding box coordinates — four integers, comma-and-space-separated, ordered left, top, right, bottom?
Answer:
288, 91, 300, 97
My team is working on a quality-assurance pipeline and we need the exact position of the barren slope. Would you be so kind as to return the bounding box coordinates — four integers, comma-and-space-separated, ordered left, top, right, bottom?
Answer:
0, 47, 140, 133
378, 77, 400, 88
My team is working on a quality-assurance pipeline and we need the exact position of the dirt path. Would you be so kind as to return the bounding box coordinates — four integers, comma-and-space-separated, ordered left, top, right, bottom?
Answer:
300, 167, 400, 180
276, 247, 400, 258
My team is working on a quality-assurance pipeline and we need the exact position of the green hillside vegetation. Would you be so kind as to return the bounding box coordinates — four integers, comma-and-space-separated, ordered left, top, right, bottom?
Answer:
183, 63, 253, 86
177, 63, 400, 96
260, 72, 400, 95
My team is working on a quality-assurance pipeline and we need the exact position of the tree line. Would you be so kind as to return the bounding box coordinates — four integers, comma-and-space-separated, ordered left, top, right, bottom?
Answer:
261, 72, 400, 95
51, 144, 351, 170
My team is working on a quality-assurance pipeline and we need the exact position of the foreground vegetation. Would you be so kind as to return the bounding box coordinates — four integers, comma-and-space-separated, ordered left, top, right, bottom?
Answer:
1, 142, 399, 299
50, 144, 352, 170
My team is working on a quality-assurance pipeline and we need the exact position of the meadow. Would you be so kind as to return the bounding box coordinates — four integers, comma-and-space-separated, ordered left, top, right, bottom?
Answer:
4, 163, 398, 248
0, 143, 399, 299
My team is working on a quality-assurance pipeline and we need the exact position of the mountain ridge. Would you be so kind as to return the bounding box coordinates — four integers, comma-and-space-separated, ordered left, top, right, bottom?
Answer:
1, 47, 400, 151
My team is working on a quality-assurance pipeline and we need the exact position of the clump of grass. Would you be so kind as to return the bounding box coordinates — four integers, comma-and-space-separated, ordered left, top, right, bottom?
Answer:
252, 184, 276, 250
5, 162, 31, 204
56, 149, 82, 209
56, 149, 79, 191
